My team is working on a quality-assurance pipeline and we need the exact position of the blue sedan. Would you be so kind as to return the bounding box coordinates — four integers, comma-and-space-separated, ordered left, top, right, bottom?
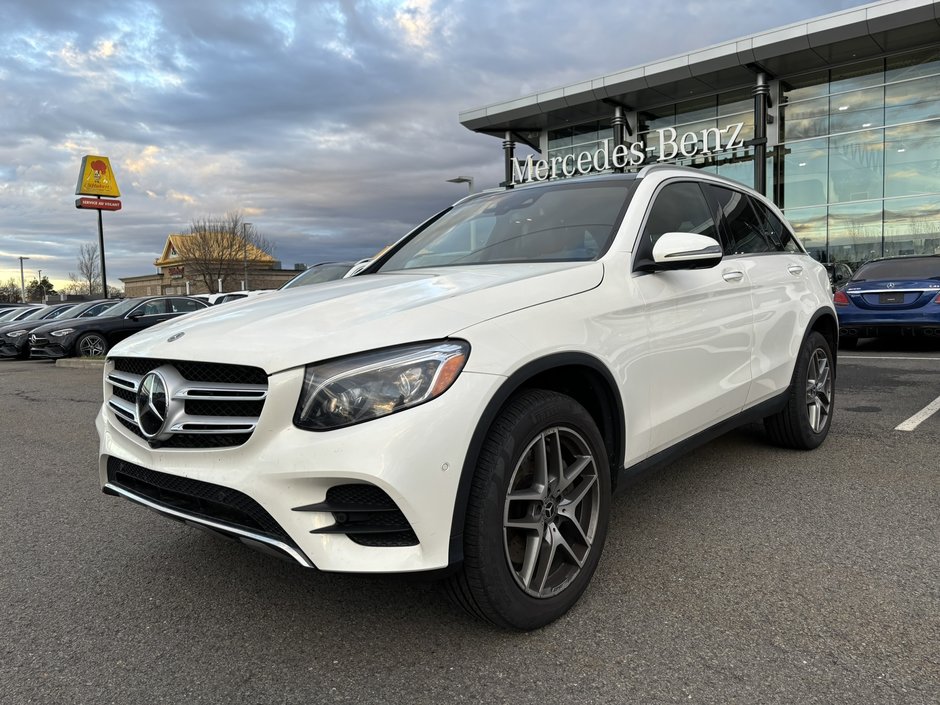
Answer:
835, 255, 940, 347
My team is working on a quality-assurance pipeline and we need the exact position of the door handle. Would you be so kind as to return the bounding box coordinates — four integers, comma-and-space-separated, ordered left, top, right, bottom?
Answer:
722, 270, 744, 283
788, 265, 803, 276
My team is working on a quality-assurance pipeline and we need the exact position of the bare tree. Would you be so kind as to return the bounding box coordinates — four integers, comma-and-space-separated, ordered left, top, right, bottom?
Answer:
0, 277, 21, 303
77, 243, 101, 296
174, 212, 275, 293
63, 272, 88, 296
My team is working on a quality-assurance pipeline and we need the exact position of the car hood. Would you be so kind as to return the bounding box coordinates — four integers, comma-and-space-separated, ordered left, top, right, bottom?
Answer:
31, 315, 117, 336
110, 262, 605, 373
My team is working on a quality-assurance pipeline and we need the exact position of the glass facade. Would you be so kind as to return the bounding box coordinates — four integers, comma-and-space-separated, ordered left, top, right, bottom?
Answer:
777, 47, 940, 271
541, 46, 940, 272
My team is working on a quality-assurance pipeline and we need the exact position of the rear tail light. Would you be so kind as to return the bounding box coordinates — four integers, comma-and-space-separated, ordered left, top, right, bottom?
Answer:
934, 292, 940, 303
833, 290, 850, 306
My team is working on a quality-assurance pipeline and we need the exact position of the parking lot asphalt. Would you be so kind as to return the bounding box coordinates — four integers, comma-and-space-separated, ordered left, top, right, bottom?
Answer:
1, 344, 938, 705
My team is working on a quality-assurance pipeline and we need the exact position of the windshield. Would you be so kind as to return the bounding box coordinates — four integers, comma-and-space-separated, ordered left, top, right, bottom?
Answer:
378, 180, 637, 271
851, 256, 940, 282
281, 263, 353, 289
47, 305, 80, 319
0, 308, 29, 322
21, 306, 60, 321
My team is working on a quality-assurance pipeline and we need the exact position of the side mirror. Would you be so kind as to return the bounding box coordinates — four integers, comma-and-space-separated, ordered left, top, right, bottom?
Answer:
651, 232, 723, 270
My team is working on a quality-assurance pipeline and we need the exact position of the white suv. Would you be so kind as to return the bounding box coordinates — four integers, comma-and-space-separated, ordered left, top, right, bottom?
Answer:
96, 166, 837, 630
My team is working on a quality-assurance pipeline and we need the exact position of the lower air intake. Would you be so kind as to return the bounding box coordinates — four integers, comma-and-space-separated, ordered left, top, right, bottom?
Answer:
296, 484, 419, 547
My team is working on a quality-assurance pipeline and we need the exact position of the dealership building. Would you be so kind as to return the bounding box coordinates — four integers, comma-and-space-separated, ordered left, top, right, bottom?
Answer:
460, 0, 940, 270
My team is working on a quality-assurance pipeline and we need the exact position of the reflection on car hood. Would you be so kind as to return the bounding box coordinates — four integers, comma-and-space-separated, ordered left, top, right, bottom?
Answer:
110, 262, 604, 373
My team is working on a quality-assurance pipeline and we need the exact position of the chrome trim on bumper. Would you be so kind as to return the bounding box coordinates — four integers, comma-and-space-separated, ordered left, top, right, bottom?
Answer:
104, 482, 314, 569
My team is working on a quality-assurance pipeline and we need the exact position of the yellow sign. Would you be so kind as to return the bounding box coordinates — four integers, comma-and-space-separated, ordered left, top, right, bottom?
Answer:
75, 155, 121, 197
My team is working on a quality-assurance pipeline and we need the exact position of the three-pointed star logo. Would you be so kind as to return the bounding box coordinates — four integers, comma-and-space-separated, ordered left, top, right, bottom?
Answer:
136, 372, 169, 438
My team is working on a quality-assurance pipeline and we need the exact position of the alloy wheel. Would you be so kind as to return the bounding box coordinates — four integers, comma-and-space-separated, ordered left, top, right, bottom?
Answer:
79, 334, 107, 357
805, 348, 832, 433
503, 426, 601, 598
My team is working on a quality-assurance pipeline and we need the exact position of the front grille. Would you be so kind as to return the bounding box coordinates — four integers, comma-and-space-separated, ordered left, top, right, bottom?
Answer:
112, 357, 267, 385
107, 457, 292, 543
185, 399, 266, 417
295, 483, 419, 548
107, 357, 268, 449
113, 415, 257, 448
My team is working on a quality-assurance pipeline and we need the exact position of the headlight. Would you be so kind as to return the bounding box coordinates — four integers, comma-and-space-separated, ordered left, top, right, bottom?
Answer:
50, 329, 74, 337
294, 340, 470, 431
6, 330, 27, 338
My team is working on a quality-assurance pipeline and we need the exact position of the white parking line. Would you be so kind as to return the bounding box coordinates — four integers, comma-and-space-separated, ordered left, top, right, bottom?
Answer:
895, 395, 940, 432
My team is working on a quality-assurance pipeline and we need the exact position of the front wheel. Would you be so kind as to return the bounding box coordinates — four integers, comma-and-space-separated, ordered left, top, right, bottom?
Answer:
446, 390, 611, 630
76, 333, 108, 358
765, 331, 834, 449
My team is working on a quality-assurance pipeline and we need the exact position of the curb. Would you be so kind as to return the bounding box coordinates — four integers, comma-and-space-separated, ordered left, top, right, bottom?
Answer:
55, 358, 106, 369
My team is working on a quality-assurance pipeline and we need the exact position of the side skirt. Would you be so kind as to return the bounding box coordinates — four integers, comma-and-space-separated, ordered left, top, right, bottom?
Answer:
613, 390, 790, 494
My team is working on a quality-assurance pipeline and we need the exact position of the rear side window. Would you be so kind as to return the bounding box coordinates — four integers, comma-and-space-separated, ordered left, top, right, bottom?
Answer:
750, 199, 802, 253
706, 185, 775, 255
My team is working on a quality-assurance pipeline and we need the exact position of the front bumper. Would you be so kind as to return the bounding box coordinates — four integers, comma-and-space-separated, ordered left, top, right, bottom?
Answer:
29, 335, 73, 359
0, 339, 28, 358
97, 364, 503, 573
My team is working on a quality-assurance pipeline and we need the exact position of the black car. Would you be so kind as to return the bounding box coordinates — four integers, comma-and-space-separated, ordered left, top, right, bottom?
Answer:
0, 300, 118, 360
0, 303, 83, 358
29, 296, 208, 359
0, 306, 44, 324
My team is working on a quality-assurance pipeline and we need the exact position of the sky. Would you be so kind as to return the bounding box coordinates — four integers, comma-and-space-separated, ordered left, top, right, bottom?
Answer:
0, 0, 863, 291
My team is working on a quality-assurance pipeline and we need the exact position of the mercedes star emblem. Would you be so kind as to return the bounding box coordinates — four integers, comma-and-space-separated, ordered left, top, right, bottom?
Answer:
137, 371, 169, 438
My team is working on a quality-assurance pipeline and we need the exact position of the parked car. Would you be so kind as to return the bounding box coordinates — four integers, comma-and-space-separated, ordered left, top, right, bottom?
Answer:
30, 296, 207, 359
279, 262, 355, 290
0, 302, 36, 316
96, 166, 837, 630
0, 303, 82, 351
834, 254, 940, 347
0, 299, 117, 359
214, 290, 272, 305
0, 306, 43, 323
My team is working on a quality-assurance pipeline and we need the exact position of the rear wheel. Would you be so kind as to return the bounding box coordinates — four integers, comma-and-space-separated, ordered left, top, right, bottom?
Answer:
76, 333, 108, 358
765, 331, 834, 449
446, 390, 611, 630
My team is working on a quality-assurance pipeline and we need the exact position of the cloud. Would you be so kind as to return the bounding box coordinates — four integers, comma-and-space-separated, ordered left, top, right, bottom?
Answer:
0, 0, 864, 287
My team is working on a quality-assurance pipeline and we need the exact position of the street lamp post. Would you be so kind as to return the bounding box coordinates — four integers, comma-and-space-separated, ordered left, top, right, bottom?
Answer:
37, 269, 43, 303
18, 256, 29, 303
446, 176, 474, 193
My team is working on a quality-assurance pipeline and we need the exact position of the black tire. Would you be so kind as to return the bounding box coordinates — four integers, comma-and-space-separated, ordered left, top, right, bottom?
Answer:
765, 331, 834, 450
76, 332, 108, 358
445, 389, 611, 630
839, 335, 858, 350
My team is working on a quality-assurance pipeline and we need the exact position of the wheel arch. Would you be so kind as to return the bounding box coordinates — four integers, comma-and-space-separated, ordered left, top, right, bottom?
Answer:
448, 352, 624, 566
807, 307, 839, 371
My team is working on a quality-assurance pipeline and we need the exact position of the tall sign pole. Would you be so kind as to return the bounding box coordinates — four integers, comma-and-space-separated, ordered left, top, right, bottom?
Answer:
98, 206, 108, 295
75, 155, 121, 299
